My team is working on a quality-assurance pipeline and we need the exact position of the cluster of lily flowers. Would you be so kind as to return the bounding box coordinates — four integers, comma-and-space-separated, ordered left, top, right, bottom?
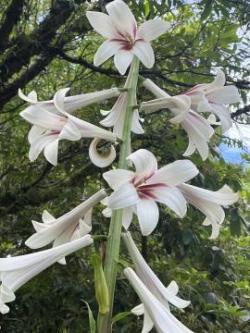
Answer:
0, 1, 241, 332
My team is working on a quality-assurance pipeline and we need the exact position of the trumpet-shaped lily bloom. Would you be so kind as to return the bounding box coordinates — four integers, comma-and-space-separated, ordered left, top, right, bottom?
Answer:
86, 0, 169, 75
178, 184, 239, 239
0, 235, 93, 314
18, 87, 120, 115
142, 79, 214, 161
100, 92, 144, 138
20, 88, 117, 166
103, 149, 199, 235
25, 189, 106, 259
124, 268, 195, 333
123, 232, 190, 318
184, 69, 241, 133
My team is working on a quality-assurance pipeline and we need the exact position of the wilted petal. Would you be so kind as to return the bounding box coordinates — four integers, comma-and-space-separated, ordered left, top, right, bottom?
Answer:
138, 19, 170, 42
133, 41, 155, 68
88, 138, 116, 168
136, 199, 159, 235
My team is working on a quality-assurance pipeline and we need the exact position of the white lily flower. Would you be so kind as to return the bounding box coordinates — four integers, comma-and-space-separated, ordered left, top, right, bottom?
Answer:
103, 149, 199, 235
18, 87, 120, 115
184, 69, 241, 133
178, 183, 239, 239
100, 89, 144, 139
86, 0, 169, 75
0, 235, 93, 314
123, 232, 190, 322
20, 88, 117, 166
25, 189, 106, 258
142, 79, 214, 161
124, 268, 195, 333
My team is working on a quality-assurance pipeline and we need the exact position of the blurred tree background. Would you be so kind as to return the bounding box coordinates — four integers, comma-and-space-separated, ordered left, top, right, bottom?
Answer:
0, 0, 249, 332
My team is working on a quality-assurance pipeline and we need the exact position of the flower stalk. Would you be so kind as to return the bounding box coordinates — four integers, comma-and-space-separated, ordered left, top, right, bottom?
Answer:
97, 57, 139, 333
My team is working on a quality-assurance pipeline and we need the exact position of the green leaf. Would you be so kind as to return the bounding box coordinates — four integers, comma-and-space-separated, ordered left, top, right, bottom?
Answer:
112, 311, 132, 325
201, 0, 213, 21
229, 209, 242, 237
84, 301, 96, 333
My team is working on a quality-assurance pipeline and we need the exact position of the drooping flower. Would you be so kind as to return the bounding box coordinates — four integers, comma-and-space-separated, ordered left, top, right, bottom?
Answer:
0, 235, 93, 314
18, 87, 120, 115
103, 149, 199, 235
123, 232, 190, 326
25, 189, 106, 261
20, 88, 117, 166
178, 184, 239, 239
142, 79, 214, 161
184, 69, 241, 133
100, 83, 144, 138
86, 0, 169, 75
124, 268, 195, 333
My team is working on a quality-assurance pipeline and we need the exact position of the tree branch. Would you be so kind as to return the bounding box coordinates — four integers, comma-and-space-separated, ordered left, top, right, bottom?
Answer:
0, 0, 25, 52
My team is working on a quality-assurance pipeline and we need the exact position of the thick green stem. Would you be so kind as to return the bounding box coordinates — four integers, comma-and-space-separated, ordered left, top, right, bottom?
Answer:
97, 57, 139, 333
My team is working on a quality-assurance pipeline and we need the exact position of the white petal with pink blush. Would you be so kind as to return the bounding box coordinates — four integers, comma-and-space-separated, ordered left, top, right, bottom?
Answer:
103, 149, 198, 235
184, 69, 241, 133
178, 183, 239, 239
86, 0, 169, 75
20, 88, 118, 167
124, 268, 195, 333
142, 78, 214, 161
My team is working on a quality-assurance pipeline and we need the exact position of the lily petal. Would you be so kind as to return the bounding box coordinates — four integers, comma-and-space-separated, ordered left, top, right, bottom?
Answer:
153, 187, 187, 218
114, 50, 134, 75
106, 0, 137, 38
138, 19, 170, 42
88, 138, 116, 168
86, 11, 116, 38
103, 169, 134, 190
127, 149, 158, 176
44, 139, 59, 166
94, 40, 121, 67
136, 199, 159, 235
108, 183, 139, 209
149, 160, 198, 186
133, 41, 155, 68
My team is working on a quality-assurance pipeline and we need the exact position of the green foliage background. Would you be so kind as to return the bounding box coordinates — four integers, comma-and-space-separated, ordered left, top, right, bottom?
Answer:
0, 0, 249, 332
